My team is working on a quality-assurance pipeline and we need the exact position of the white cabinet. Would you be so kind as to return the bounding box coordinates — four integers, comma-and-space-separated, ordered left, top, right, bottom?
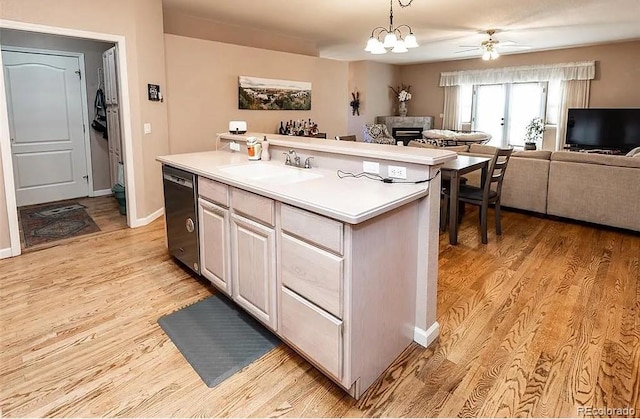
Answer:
230, 212, 276, 330
198, 198, 231, 295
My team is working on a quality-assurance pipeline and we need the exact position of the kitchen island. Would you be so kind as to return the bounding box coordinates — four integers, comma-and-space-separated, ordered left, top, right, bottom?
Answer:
157, 132, 456, 399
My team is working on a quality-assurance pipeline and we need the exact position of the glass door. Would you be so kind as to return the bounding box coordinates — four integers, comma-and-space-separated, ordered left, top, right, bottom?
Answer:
472, 82, 546, 148
473, 84, 506, 147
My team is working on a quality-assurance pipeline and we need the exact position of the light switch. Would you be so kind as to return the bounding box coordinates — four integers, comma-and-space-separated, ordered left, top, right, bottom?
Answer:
144, 123, 152, 134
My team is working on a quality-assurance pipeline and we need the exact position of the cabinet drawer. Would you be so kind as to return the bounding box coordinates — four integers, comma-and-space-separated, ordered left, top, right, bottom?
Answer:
281, 234, 343, 318
281, 204, 343, 255
280, 287, 343, 380
231, 188, 274, 226
199, 177, 228, 207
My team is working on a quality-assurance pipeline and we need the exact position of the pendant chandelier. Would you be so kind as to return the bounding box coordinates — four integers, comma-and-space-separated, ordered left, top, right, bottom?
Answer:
364, 0, 419, 54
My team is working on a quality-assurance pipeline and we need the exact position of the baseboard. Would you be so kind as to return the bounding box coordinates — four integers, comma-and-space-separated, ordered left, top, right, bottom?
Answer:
414, 322, 439, 347
131, 207, 164, 228
92, 188, 113, 197
0, 247, 14, 259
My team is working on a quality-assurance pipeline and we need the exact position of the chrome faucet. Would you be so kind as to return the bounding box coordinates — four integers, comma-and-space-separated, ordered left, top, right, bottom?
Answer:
284, 149, 314, 168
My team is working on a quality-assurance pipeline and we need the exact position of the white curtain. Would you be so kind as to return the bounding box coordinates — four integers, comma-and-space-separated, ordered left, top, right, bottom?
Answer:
439, 61, 595, 86
556, 79, 591, 150
442, 85, 460, 130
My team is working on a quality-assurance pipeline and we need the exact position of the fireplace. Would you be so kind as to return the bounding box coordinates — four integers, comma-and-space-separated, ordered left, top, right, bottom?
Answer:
392, 127, 424, 146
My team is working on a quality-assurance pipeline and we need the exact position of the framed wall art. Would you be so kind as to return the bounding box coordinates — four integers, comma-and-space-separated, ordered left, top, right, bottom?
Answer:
238, 76, 311, 110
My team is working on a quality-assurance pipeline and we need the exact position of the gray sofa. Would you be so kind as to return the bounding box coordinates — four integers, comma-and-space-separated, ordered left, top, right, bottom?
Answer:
408, 141, 640, 232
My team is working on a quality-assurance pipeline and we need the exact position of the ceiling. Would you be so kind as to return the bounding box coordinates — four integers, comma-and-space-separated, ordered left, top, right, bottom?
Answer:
162, 0, 640, 64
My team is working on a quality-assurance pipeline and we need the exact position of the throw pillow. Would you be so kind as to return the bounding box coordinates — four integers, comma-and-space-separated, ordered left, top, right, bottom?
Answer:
625, 146, 640, 157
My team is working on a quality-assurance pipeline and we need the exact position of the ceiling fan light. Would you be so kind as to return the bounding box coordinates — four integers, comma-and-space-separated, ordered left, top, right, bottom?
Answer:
365, 36, 379, 52
383, 32, 398, 48
404, 33, 419, 48
391, 39, 408, 53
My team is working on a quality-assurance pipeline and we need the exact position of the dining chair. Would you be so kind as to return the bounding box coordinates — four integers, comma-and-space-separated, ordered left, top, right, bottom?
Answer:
442, 147, 513, 244
335, 135, 356, 141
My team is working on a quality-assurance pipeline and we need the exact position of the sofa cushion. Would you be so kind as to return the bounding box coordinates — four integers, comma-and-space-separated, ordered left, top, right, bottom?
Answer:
512, 150, 552, 160
551, 151, 640, 169
468, 144, 498, 155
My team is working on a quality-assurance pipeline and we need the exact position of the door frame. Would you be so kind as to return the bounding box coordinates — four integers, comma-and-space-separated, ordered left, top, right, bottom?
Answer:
2, 45, 95, 200
0, 19, 137, 257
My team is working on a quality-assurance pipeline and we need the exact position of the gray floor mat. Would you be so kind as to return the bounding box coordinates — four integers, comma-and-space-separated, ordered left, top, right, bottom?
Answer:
158, 293, 280, 388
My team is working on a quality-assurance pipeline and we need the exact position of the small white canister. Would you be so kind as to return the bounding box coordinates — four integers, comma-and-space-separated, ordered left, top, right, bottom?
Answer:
246, 137, 262, 160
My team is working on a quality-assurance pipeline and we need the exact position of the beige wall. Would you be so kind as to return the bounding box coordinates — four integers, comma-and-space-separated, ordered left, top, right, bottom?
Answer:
164, 34, 348, 154
347, 61, 398, 141
163, 10, 318, 58
0, 29, 114, 192
0, 0, 170, 251
400, 40, 640, 129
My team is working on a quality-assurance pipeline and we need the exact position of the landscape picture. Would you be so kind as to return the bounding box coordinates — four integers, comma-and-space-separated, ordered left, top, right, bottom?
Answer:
238, 76, 311, 110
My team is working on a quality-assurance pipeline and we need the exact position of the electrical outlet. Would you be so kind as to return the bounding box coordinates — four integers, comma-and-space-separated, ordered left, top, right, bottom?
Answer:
363, 161, 380, 174
388, 165, 407, 179
229, 141, 240, 152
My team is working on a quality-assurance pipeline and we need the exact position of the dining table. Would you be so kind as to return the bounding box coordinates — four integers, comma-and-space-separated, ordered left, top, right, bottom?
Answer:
441, 155, 492, 245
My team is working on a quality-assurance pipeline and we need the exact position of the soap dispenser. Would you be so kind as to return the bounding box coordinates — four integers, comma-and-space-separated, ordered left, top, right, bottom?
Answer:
262, 136, 271, 161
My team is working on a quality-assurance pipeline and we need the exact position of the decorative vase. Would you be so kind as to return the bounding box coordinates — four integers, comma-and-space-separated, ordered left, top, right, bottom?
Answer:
398, 101, 408, 117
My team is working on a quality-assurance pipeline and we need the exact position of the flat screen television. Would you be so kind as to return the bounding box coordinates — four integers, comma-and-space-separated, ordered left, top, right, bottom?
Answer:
565, 108, 640, 153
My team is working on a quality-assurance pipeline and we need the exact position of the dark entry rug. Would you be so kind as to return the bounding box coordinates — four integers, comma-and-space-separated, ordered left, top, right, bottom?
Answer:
20, 201, 101, 248
158, 294, 280, 388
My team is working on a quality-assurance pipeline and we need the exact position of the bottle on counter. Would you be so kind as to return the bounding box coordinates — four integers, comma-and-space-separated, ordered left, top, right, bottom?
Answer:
262, 136, 271, 161
279, 121, 285, 135
246, 137, 262, 160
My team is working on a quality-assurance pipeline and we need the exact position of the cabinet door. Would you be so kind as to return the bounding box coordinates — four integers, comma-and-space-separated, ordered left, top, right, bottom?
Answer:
230, 213, 276, 330
102, 47, 118, 105
198, 198, 231, 295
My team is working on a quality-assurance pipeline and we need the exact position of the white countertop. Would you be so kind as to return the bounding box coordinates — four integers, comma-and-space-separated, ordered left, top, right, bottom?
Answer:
157, 150, 444, 224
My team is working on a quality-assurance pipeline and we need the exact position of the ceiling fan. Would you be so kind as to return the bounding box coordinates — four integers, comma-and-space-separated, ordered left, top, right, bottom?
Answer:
457, 30, 532, 60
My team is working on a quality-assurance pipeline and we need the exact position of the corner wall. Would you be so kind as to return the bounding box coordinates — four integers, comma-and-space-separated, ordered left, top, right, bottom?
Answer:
164, 34, 348, 154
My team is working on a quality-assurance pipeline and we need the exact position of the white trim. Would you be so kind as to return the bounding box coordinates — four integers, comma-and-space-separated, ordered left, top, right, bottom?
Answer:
93, 188, 113, 197
0, 44, 20, 257
132, 207, 164, 227
1, 46, 95, 199
0, 19, 139, 257
413, 322, 439, 347
0, 247, 13, 259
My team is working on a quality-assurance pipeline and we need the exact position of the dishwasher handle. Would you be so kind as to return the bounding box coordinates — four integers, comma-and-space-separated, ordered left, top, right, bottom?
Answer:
163, 173, 193, 189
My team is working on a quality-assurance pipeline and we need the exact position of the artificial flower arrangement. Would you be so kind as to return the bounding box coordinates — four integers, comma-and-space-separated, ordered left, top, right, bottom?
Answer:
390, 84, 412, 102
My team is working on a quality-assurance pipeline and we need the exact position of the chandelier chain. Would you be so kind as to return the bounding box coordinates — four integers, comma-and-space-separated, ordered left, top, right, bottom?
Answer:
398, 0, 413, 7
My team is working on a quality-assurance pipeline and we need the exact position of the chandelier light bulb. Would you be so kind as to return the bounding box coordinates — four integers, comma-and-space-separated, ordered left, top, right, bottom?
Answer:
491, 50, 500, 59
371, 42, 388, 54
383, 32, 398, 48
365, 36, 379, 52
391, 39, 408, 53
482, 50, 491, 61
404, 33, 419, 48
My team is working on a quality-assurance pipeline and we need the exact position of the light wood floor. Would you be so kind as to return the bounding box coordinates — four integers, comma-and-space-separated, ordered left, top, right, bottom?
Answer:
1, 208, 638, 417
18, 195, 128, 252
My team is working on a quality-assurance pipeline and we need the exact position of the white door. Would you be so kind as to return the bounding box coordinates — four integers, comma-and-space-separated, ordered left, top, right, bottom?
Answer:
2, 50, 89, 206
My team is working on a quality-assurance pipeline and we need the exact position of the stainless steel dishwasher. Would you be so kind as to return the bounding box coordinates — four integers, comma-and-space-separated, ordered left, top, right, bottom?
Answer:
162, 164, 200, 274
